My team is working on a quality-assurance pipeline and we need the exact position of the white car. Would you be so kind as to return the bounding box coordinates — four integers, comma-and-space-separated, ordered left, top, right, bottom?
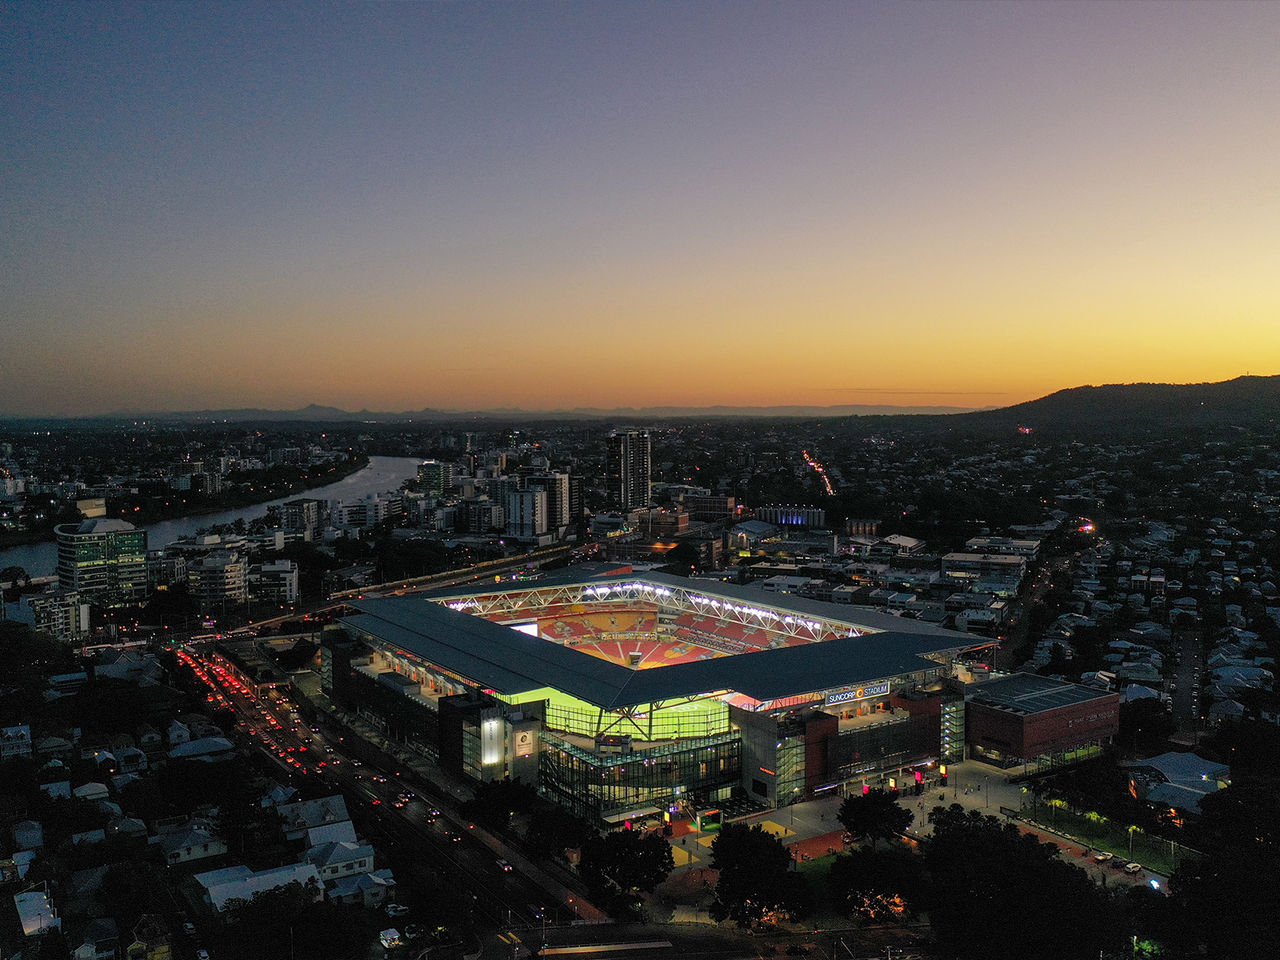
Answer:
1124, 862, 1143, 875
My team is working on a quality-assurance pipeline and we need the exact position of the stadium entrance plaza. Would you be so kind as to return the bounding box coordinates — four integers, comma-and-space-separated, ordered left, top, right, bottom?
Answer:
652, 759, 1140, 919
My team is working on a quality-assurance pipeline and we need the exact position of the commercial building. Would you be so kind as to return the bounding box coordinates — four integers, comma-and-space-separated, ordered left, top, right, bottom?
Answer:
964, 673, 1120, 767
942, 552, 1028, 595
323, 566, 985, 823
524, 472, 571, 535
606, 429, 651, 511
55, 519, 148, 606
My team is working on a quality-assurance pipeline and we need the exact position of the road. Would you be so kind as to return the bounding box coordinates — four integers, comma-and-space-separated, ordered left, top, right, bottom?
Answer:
1171, 629, 1203, 732
995, 556, 1070, 672
176, 647, 576, 955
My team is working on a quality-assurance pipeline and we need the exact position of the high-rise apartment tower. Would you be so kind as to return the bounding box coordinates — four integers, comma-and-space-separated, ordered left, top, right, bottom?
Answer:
606, 429, 652, 511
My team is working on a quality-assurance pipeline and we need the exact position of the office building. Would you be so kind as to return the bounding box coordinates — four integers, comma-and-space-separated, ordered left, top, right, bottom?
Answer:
55, 519, 148, 606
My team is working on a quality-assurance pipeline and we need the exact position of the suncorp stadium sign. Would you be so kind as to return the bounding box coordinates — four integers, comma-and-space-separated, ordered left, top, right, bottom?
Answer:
825, 681, 891, 706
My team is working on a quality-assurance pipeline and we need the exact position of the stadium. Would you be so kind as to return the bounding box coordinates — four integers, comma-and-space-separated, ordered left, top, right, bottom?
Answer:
321, 565, 986, 823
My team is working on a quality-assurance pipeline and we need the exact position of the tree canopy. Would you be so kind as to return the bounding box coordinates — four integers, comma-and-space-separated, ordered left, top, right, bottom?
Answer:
1168, 779, 1280, 957
709, 823, 810, 928
828, 846, 925, 923
578, 828, 674, 917
924, 805, 1116, 960
837, 787, 913, 849
461, 776, 537, 832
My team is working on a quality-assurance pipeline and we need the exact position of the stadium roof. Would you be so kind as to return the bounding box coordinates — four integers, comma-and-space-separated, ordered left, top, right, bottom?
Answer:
965, 673, 1118, 715
415, 565, 968, 637
342, 591, 975, 710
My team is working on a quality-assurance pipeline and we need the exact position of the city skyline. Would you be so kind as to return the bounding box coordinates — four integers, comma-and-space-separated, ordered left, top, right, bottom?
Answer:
4, 1, 1280, 417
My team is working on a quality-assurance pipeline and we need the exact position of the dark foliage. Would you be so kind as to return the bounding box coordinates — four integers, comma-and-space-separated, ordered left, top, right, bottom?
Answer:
524, 805, 595, 860
924, 805, 1117, 959
461, 777, 537, 832
828, 846, 925, 922
709, 823, 811, 927
578, 828, 674, 917
837, 788, 914, 850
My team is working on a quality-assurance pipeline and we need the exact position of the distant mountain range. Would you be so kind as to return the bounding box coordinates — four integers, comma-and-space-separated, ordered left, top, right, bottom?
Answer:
4, 376, 1278, 432
52, 401, 983, 423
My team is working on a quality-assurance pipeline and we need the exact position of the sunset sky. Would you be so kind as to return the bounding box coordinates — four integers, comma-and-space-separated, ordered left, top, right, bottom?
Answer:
4, 1, 1279, 417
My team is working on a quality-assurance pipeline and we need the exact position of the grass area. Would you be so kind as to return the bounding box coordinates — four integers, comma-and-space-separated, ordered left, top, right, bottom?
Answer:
1022, 801, 1198, 875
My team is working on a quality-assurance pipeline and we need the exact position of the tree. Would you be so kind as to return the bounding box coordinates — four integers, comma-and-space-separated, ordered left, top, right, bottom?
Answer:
1, 565, 30, 602
837, 788, 913, 850
578, 828, 674, 917
924, 805, 1117, 960
461, 777, 537, 832
100, 861, 161, 930
524, 805, 594, 860
709, 823, 810, 927
1168, 778, 1280, 957
828, 846, 925, 923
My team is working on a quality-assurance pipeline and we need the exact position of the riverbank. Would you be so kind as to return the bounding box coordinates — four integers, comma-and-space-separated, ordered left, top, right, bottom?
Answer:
0, 453, 378, 570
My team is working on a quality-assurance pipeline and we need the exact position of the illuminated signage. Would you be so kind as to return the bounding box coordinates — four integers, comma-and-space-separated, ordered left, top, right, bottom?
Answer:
824, 681, 890, 706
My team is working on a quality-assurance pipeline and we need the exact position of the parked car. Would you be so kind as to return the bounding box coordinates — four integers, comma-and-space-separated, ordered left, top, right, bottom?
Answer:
1124, 862, 1143, 874
385, 903, 411, 917
1093, 852, 1114, 863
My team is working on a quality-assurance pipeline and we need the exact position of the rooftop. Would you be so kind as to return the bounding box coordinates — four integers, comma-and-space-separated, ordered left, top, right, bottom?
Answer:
966, 672, 1118, 715
343, 573, 977, 710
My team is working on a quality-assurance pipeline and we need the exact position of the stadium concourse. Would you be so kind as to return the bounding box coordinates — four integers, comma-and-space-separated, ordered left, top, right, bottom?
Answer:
321, 564, 988, 825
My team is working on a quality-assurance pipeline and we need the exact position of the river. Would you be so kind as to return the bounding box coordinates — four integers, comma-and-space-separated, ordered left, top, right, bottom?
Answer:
0, 455, 422, 578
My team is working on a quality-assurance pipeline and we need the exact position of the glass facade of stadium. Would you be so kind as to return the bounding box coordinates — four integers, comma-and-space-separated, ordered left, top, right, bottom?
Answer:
539, 730, 742, 822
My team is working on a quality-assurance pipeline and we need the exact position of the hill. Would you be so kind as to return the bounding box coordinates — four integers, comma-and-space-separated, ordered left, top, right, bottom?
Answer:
949, 375, 1280, 436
